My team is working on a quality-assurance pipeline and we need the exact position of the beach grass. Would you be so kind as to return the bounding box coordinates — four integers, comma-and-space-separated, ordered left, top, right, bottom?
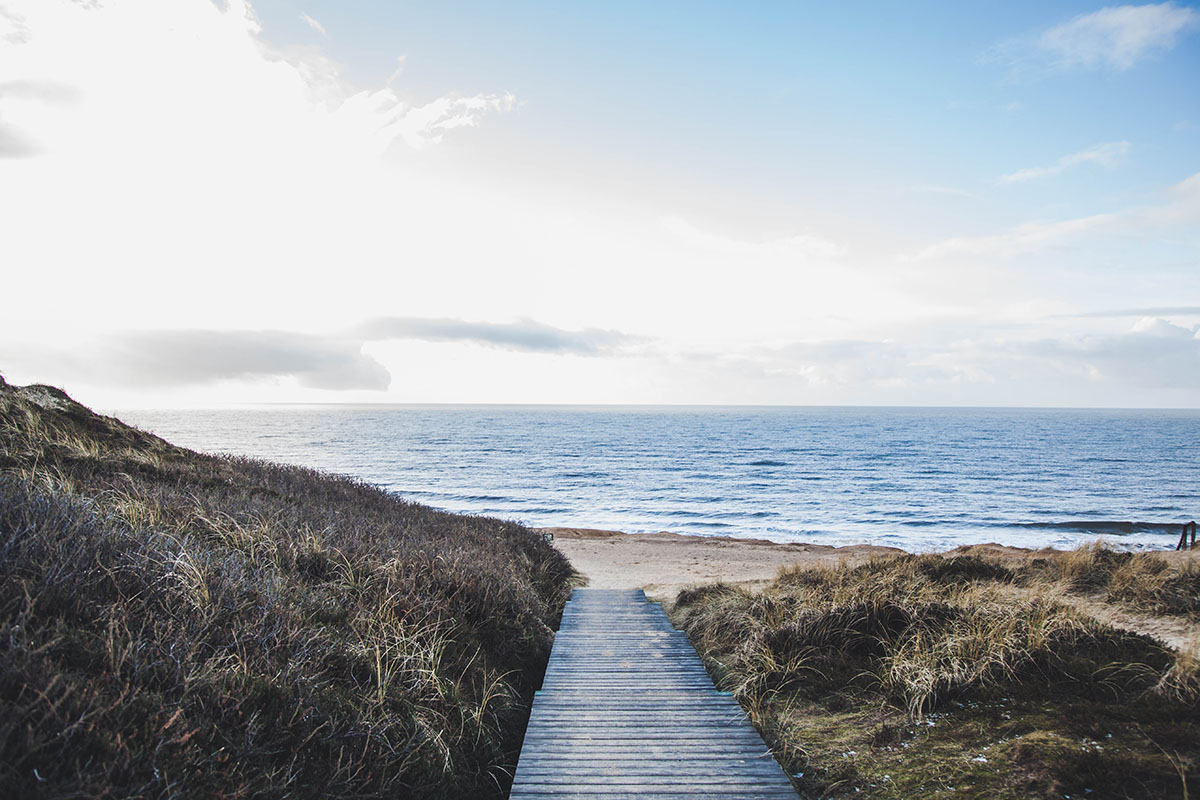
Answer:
0, 378, 575, 798
1022, 542, 1200, 619
673, 551, 1199, 799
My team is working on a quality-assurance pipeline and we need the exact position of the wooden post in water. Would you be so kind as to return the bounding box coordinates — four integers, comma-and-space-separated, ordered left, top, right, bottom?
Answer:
1178, 521, 1197, 551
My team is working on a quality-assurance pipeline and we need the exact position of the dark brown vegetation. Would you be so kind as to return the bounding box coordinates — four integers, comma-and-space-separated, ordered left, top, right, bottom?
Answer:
673, 551, 1199, 800
0, 377, 575, 798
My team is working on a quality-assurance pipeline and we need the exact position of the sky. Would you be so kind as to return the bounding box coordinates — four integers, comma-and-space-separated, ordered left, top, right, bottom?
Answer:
1, 0, 1198, 408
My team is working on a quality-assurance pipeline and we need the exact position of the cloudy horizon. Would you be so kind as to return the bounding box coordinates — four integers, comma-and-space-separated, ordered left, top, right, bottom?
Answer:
2, 1, 1198, 409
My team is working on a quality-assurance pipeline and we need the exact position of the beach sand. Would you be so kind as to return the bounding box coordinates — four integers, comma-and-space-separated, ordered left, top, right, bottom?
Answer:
540, 526, 904, 602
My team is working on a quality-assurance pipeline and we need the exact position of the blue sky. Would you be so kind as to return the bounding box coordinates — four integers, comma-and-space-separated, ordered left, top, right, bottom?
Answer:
1, 1, 1198, 407
256, 2, 1197, 188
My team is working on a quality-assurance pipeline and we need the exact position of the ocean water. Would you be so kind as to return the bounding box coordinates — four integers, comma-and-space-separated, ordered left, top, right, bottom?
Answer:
116, 405, 1200, 552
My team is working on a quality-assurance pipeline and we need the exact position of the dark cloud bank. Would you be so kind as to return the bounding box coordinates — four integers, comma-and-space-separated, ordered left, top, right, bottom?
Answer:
90, 318, 636, 390
357, 317, 634, 355
15, 316, 1198, 398
104, 330, 391, 390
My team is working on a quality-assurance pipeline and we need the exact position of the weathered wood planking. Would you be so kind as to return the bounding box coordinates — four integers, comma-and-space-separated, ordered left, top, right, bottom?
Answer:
510, 588, 797, 799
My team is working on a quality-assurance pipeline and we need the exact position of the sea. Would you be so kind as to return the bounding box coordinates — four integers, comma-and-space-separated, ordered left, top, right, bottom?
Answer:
116, 405, 1200, 552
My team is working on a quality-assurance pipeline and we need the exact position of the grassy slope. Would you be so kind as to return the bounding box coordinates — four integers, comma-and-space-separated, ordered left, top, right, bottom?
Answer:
673, 551, 1199, 800
0, 379, 575, 799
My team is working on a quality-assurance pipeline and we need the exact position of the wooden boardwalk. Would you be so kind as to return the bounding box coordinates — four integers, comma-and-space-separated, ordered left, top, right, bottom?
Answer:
510, 588, 797, 799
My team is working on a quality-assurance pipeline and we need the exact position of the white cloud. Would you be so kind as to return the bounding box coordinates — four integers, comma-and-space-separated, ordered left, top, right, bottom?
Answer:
0, 121, 38, 157
1039, 2, 1199, 69
1129, 316, 1194, 335
997, 140, 1131, 184
1067, 306, 1200, 318
909, 212, 1118, 261
0, 0, 514, 169
1024, 317, 1200, 388
661, 215, 847, 259
988, 2, 1200, 72
755, 339, 955, 388
1143, 171, 1200, 225
700, 317, 1200, 403
910, 170, 1200, 261
392, 92, 517, 149
299, 12, 326, 36
0, 0, 518, 334
387, 55, 408, 86
0, 6, 30, 45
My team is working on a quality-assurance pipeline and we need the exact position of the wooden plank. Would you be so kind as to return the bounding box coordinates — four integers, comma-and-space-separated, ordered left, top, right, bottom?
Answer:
511, 789, 798, 800
510, 588, 796, 798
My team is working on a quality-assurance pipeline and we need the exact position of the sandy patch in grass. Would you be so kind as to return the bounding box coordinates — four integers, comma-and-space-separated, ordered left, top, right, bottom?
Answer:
951, 542, 1200, 650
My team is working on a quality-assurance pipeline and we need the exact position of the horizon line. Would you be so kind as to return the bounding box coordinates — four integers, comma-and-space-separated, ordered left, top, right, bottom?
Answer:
107, 401, 1200, 413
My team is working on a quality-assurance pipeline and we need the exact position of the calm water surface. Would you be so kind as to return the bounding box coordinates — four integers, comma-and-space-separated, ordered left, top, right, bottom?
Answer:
117, 406, 1200, 551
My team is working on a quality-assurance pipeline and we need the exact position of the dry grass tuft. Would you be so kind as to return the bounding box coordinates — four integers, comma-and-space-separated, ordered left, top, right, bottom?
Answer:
0, 380, 575, 798
1155, 638, 1200, 704
674, 550, 1199, 799
1018, 541, 1200, 619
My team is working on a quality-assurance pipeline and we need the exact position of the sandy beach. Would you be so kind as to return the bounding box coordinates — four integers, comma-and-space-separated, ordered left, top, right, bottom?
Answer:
541, 526, 904, 601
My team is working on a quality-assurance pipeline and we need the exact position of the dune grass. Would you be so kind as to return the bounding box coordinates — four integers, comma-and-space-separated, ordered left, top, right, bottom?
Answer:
0, 378, 575, 798
673, 552, 1199, 799
1019, 542, 1200, 619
